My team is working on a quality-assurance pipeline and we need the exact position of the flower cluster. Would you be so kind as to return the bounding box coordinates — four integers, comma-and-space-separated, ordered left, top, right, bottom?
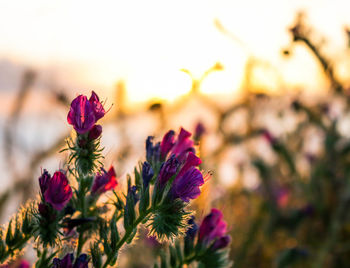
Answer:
0, 91, 231, 267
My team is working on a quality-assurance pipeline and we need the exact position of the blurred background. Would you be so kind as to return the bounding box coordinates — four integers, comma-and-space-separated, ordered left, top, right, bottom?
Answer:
2, 0, 350, 267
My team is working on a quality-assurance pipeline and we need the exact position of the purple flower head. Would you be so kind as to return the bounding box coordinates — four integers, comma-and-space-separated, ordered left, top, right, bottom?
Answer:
194, 121, 206, 140
185, 216, 198, 240
44, 171, 73, 211
160, 130, 175, 159
171, 128, 195, 161
198, 208, 227, 244
146, 136, 161, 163
53, 253, 73, 268
89, 91, 105, 121
142, 161, 154, 189
172, 167, 204, 202
67, 95, 96, 134
128, 185, 140, 204
91, 166, 117, 195
212, 235, 231, 251
88, 124, 102, 140
158, 155, 180, 186
177, 152, 201, 178
39, 169, 51, 195
73, 254, 89, 268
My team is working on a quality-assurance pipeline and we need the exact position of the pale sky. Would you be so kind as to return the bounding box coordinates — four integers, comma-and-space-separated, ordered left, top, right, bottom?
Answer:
1, 0, 350, 102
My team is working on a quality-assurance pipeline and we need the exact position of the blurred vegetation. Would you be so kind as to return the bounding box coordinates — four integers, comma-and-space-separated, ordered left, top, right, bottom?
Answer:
2, 13, 350, 267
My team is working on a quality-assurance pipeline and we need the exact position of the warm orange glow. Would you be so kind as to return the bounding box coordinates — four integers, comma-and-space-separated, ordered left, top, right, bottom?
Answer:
1, 0, 350, 103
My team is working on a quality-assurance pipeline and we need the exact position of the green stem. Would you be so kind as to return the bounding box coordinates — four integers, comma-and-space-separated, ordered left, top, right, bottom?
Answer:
102, 208, 154, 268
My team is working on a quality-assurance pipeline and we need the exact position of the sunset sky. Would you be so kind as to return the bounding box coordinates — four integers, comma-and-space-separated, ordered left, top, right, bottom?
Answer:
1, 0, 350, 103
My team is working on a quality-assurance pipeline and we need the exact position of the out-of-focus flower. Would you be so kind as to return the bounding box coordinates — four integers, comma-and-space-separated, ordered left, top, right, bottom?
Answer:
53, 253, 89, 268
172, 167, 204, 202
88, 124, 102, 140
128, 185, 140, 203
262, 129, 277, 145
142, 161, 154, 189
194, 121, 206, 141
91, 167, 117, 195
73, 254, 89, 268
43, 171, 73, 211
146, 136, 161, 163
212, 235, 231, 250
39, 169, 51, 195
53, 253, 73, 268
67, 95, 96, 134
160, 130, 175, 159
185, 216, 198, 240
158, 155, 180, 186
198, 209, 228, 244
89, 91, 105, 121
17, 260, 30, 268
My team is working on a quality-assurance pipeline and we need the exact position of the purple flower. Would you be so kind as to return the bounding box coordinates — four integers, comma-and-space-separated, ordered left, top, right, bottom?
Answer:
212, 235, 231, 250
172, 167, 204, 202
73, 254, 89, 268
194, 121, 206, 140
177, 152, 201, 178
67, 95, 96, 134
53, 253, 73, 268
171, 128, 195, 161
88, 124, 102, 140
39, 169, 51, 195
146, 136, 161, 163
158, 155, 180, 186
142, 161, 154, 189
185, 216, 198, 240
53, 253, 89, 268
91, 167, 117, 195
160, 130, 175, 159
198, 209, 227, 244
89, 91, 105, 121
43, 171, 73, 211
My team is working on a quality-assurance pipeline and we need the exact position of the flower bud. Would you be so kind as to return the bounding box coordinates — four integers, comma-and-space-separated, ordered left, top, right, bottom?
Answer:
44, 171, 73, 211
212, 235, 231, 250
88, 124, 102, 140
91, 167, 117, 195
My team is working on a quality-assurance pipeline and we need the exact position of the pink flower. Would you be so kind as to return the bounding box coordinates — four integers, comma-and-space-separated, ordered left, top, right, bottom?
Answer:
160, 130, 175, 159
43, 171, 73, 211
91, 167, 117, 194
198, 208, 227, 244
88, 124, 102, 140
67, 92, 106, 135
89, 91, 105, 121
171, 128, 195, 161
67, 95, 96, 134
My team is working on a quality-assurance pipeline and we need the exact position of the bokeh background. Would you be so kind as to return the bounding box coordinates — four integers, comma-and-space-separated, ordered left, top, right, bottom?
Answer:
2, 0, 350, 267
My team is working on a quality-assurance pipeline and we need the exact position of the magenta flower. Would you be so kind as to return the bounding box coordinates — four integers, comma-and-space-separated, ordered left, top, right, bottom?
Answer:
43, 171, 73, 211
177, 152, 201, 178
198, 208, 227, 244
194, 121, 206, 140
212, 235, 231, 250
89, 91, 105, 121
67, 95, 96, 134
39, 169, 51, 195
53, 253, 73, 268
172, 167, 204, 202
158, 155, 179, 186
171, 128, 195, 160
18, 260, 30, 268
88, 124, 102, 140
160, 130, 175, 159
91, 166, 117, 194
